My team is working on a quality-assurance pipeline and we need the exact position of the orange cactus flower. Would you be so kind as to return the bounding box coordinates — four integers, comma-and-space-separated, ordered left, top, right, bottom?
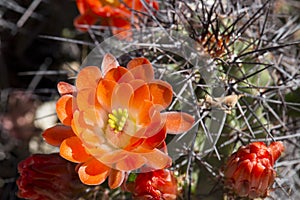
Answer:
17, 153, 85, 200
74, 0, 159, 36
43, 54, 194, 189
224, 141, 284, 199
126, 169, 178, 200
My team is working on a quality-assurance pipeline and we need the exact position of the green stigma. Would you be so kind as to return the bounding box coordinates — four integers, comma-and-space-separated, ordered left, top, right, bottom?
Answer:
108, 108, 129, 133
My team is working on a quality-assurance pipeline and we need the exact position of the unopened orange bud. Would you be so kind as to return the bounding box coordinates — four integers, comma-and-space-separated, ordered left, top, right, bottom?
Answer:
224, 142, 284, 199
126, 169, 178, 200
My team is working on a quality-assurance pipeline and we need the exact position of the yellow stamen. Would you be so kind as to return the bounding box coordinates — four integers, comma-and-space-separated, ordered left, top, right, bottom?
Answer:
108, 108, 128, 133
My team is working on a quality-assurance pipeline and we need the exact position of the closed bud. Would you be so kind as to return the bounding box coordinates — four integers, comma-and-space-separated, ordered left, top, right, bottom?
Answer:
126, 169, 178, 200
17, 153, 86, 200
224, 142, 284, 199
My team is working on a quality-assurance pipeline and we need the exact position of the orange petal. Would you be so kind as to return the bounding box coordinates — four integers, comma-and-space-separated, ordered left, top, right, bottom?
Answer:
104, 127, 143, 151
74, 12, 99, 32
111, 26, 133, 40
249, 162, 265, 189
269, 141, 284, 164
141, 125, 167, 149
42, 125, 75, 146
149, 80, 173, 109
108, 169, 125, 189
143, 149, 172, 169
86, 0, 102, 9
127, 57, 154, 82
98, 150, 127, 165
116, 154, 147, 171
136, 100, 155, 125
101, 53, 119, 75
86, 0, 116, 17
57, 82, 76, 95
76, 0, 89, 14
125, 136, 145, 151
129, 79, 146, 90
143, 107, 164, 137
162, 112, 195, 134
124, 0, 159, 11
111, 83, 133, 110
80, 128, 105, 148
224, 158, 239, 178
76, 88, 96, 111
108, 16, 133, 40
77, 158, 110, 185
256, 168, 271, 196
76, 66, 102, 90
82, 108, 107, 127
233, 160, 252, 184
71, 110, 86, 136
157, 141, 168, 154
129, 83, 151, 112
104, 66, 134, 83
60, 136, 91, 163
56, 95, 73, 126
85, 140, 115, 158
96, 79, 116, 111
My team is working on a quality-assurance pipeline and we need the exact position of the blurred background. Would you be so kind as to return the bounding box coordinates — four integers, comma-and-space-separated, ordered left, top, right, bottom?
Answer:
0, 1, 81, 199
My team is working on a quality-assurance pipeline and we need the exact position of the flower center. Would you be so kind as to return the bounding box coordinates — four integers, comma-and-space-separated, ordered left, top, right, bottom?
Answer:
108, 108, 128, 133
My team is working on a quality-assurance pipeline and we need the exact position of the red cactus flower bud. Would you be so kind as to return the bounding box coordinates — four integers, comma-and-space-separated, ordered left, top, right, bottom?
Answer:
224, 142, 284, 199
126, 169, 178, 200
17, 153, 86, 200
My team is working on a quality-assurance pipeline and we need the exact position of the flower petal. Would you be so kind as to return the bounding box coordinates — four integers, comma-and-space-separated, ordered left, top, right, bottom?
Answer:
149, 80, 173, 109
162, 112, 194, 134
86, 143, 115, 158
42, 125, 75, 146
109, 18, 132, 40
233, 160, 252, 185
108, 169, 125, 189
268, 141, 284, 164
76, 88, 97, 111
141, 125, 167, 150
71, 110, 85, 136
111, 83, 133, 110
82, 108, 106, 128
249, 162, 265, 189
77, 158, 110, 185
86, 1, 117, 17
136, 100, 155, 125
76, 66, 102, 90
104, 66, 134, 83
98, 150, 127, 165
127, 57, 154, 82
105, 127, 144, 150
256, 169, 272, 196
74, 11, 99, 32
96, 79, 116, 111
101, 53, 119, 75
129, 82, 151, 112
60, 136, 91, 163
56, 95, 73, 126
129, 79, 146, 90
57, 82, 76, 96
80, 128, 105, 148
116, 154, 147, 171
143, 149, 172, 169
76, 0, 89, 14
